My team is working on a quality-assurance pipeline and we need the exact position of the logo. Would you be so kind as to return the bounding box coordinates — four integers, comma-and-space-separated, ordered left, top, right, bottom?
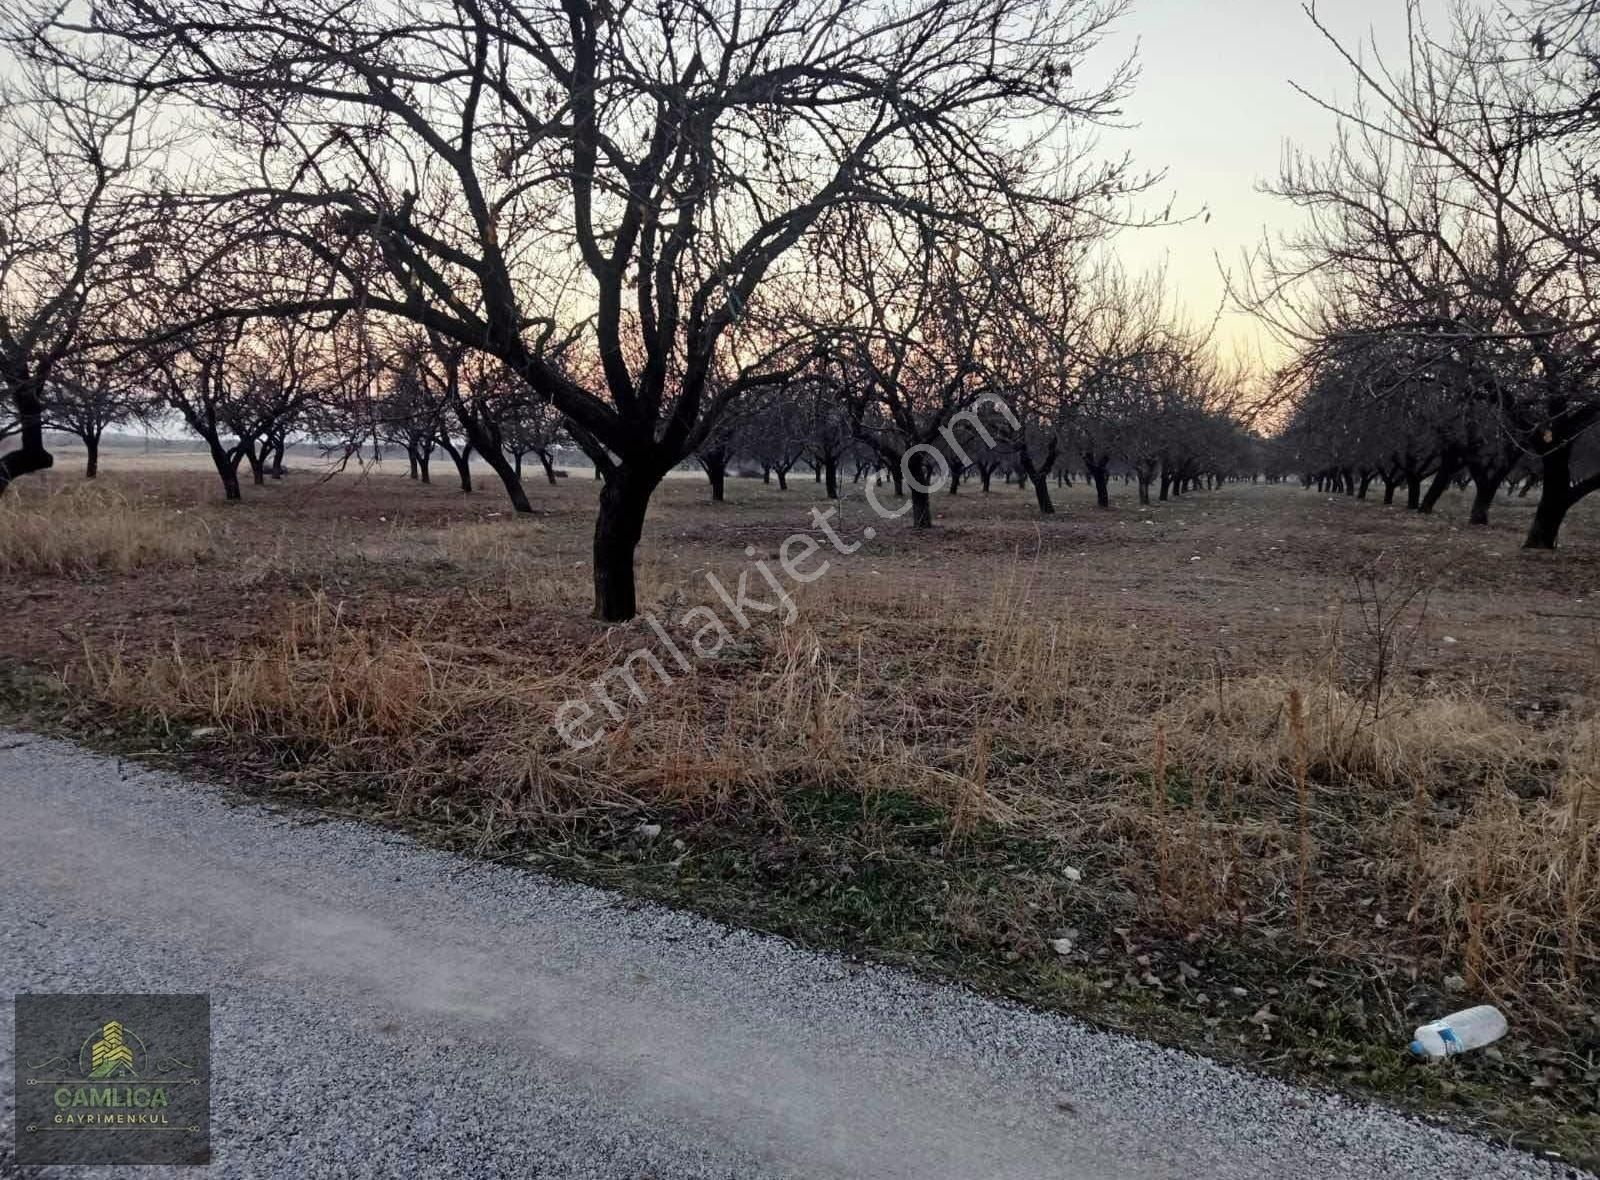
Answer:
89, 1019, 141, 1077
14, 994, 211, 1165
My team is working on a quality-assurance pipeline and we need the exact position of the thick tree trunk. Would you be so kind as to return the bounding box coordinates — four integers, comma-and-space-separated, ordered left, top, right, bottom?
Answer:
244, 444, 265, 485
907, 449, 934, 528
539, 452, 557, 485
407, 447, 420, 480
1137, 476, 1151, 505
84, 431, 101, 480
206, 439, 242, 501
1405, 473, 1423, 510
1468, 470, 1503, 526
702, 452, 727, 502
419, 454, 431, 484
948, 467, 961, 495
977, 464, 993, 493
910, 488, 933, 528
1419, 455, 1462, 515
824, 458, 839, 500
593, 472, 658, 622
776, 467, 789, 491
270, 440, 287, 479
454, 453, 473, 493
0, 377, 54, 496
1525, 444, 1573, 550
1089, 464, 1110, 508
1030, 471, 1054, 514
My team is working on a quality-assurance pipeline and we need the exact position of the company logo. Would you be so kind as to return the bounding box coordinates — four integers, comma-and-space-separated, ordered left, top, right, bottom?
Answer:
89, 1019, 141, 1077
14, 994, 211, 1165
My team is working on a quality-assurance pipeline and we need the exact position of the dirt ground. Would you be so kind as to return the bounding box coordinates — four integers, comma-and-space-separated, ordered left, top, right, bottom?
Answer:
9, 443, 1600, 698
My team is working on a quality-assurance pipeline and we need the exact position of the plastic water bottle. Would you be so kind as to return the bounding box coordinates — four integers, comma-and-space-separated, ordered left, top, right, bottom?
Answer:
1410, 1005, 1507, 1058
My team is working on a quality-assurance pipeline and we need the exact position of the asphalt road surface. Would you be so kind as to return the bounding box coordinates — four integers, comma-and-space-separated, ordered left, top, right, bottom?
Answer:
0, 730, 1585, 1179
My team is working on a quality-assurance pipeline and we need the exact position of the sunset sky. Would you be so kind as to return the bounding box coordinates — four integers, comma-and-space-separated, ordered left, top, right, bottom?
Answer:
1099, 0, 1453, 369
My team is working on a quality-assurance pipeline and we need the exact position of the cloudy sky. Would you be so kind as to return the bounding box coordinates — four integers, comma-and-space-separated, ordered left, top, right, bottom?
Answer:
1098, 0, 1454, 366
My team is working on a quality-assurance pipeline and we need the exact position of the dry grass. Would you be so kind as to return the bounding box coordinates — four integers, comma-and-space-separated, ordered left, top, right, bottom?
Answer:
0, 482, 211, 576
72, 562, 1600, 1021
10, 465, 1600, 1153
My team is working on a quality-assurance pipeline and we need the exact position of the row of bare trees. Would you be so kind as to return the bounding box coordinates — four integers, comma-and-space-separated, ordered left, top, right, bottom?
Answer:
2, 0, 1173, 620
1253, 0, 1600, 549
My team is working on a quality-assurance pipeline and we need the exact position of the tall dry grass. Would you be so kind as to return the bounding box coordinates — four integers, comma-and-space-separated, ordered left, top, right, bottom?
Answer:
71, 564, 1599, 1016
0, 481, 211, 575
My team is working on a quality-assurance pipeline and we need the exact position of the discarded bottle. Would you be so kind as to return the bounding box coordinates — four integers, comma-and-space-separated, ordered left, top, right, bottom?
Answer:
1410, 1005, 1507, 1059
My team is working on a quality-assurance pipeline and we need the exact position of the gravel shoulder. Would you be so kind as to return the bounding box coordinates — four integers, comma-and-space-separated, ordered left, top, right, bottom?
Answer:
0, 729, 1586, 1180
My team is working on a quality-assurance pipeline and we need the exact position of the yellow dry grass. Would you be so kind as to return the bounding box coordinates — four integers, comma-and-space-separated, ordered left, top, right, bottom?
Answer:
0, 481, 211, 576
72, 563, 1600, 1016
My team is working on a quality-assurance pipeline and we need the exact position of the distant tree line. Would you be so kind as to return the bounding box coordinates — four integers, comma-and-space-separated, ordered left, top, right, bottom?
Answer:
1251, 0, 1600, 548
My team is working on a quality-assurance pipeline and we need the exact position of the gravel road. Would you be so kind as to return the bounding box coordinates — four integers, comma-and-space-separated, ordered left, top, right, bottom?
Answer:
0, 729, 1586, 1180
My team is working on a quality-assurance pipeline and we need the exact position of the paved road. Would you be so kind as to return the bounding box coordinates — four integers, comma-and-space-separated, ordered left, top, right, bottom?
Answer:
0, 730, 1583, 1179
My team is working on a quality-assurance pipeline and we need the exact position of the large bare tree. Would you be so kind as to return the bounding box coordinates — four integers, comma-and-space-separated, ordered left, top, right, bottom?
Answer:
37, 0, 1137, 618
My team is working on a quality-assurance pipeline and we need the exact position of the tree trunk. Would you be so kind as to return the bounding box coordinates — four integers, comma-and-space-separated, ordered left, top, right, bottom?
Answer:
824, 458, 839, 500
703, 452, 727, 502
485, 450, 533, 513
1525, 444, 1573, 550
1030, 470, 1054, 514
948, 467, 961, 495
593, 472, 658, 622
977, 464, 993, 493
1137, 476, 1151, 505
419, 454, 431, 484
1089, 464, 1110, 508
84, 431, 101, 480
207, 439, 242, 501
907, 449, 934, 528
0, 377, 54, 496
1159, 471, 1170, 501
1405, 473, 1423, 510
776, 467, 789, 491
1468, 469, 1503, 526
1419, 455, 1462, 515
1382, 478, 1397, 505
540, 451, 557, 485
244, 444, 265, 485
910, 488, 933, 528
407, 446, 420, 480
270, 440, 286, 479
454, 452, 473, 493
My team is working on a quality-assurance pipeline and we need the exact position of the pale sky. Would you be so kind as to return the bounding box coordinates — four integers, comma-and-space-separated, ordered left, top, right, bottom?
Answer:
1097, 0, 1454, 367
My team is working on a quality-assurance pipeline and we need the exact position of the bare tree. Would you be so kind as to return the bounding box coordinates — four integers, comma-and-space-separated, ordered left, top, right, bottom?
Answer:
0, 34, 161, 493
43, 348, 148, 478
1253, 1, 1600, 547
503, 397, 568, 487
43, 0, 1137, 618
